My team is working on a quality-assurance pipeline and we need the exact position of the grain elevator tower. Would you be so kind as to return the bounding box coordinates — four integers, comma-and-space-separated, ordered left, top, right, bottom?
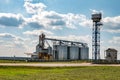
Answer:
92, 13, 102, 61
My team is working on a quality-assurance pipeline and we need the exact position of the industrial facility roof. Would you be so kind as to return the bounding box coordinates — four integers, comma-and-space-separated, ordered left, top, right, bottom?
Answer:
106, 48, 117, 52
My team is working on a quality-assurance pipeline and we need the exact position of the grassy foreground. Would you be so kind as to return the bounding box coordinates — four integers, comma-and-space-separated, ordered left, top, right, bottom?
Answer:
0, 59, 91, 63
0, 66, 120, 80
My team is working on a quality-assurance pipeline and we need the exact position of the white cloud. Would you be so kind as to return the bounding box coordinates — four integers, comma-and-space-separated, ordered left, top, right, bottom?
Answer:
64, 13, 91, 29
24, 10, 91, 29
23, 11, 65, 29
0, 33, 28, 56
0, 13, 24, 27
1, 2, 120, 33
24, 1, 46, 14
104, 17, 120, 27
103, 16, 120, 33
23, 1, 92, 30
0, 33, 20, 40
109, 37, 120, 45
104, 16, 120, 25
0, 46, 26, 57
23, 29, 54, 36
79, 19, 92, 28
0, 33, 25, 48
104, 29, 120, 33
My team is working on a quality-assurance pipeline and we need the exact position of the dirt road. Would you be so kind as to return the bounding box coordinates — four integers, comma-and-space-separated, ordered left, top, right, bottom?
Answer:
0, 63, 120, 67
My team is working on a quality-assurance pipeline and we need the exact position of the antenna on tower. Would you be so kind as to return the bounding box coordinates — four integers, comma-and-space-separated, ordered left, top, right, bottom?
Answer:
91, 13, 103, 62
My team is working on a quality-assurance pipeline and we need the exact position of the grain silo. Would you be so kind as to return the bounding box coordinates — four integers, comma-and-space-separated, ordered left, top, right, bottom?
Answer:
29, 33, 89, 61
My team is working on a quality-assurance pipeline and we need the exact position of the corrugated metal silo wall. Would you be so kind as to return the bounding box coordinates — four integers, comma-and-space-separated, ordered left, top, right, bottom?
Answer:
70, 46, 79, 60
53, 45, 89, 60
80, 47, 89, 60
57, 45, 68, 60
53, 45, 58, 60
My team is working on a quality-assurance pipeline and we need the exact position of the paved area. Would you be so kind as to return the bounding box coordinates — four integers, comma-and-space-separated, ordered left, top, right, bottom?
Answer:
0, 63, 120, 67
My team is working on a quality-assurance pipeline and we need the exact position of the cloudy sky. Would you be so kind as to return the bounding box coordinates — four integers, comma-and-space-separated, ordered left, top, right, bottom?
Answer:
0, 0, 120, 59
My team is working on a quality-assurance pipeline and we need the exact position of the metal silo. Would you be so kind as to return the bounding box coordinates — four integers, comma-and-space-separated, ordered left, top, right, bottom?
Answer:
53, 45, 58, 60
53, 45, 68, 60
57, 45, 68, 60
80, 47, 89, 60
70, 46, 79, 60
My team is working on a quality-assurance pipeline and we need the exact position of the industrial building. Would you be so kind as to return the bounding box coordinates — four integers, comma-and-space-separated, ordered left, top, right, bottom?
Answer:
30, 33, 89, 60
105, 48, 117, 62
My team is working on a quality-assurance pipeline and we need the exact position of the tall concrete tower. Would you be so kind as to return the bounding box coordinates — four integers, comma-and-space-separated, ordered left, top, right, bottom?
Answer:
91, 13, 102, 61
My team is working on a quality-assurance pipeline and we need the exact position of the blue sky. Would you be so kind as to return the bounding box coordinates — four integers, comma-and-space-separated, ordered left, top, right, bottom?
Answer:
0, 0, 120, 59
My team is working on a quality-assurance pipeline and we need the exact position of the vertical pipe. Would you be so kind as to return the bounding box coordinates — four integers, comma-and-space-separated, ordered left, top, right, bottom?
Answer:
95, 22, 97, 61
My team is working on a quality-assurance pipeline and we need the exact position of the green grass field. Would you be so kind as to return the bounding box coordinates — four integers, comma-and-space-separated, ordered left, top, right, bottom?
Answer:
0, 59, 91, 63
0, 66, 120, 80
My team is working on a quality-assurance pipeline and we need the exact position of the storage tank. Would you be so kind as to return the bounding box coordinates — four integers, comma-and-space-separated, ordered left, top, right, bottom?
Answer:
80, 47, 89, 60
70, 46, 79, 60
53, 45, 68, 60
53, 45, 89, 60
53, 45, 58, 60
